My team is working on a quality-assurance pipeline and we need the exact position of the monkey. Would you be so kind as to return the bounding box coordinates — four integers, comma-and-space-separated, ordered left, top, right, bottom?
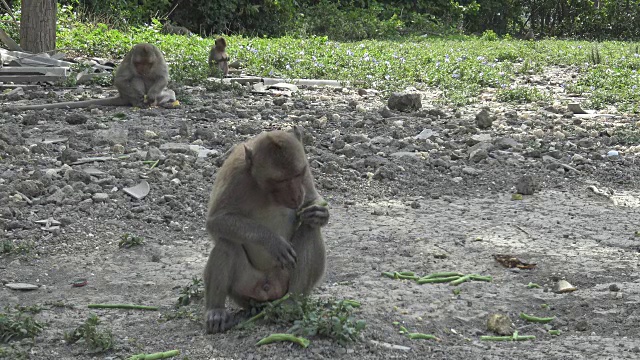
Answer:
524, 29, 535, 40
203, 125, 329, 334
6, 43, 176, 111
208, 37, 229, 77
161, 22, 193, 36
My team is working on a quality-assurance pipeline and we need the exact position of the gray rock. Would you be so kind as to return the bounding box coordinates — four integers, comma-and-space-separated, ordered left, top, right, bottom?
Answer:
495, 137, 521, 150
146, 146, 164, 161
487, 314, 514, 336
475, 109, 494, 129
387, 92, 422, 112
66, 114, 88, 125
92, 193, 109, 203
378, 106, 394, 118
462, 166, 482, 176
13, 180, 44, 198
469, 148, 488, 162
516, 175, 537, 195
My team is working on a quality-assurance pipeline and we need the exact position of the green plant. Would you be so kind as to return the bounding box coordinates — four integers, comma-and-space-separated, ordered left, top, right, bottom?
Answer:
590, 46, 602, 65
0, 307, 44, 343
480, 29, 499, 41
255, 295, 366, 345
64, 314, 114, 352
0, 240, 33, 256
177, 277, 204, 307
496, 86, 551, 103
118, 233, 144, 248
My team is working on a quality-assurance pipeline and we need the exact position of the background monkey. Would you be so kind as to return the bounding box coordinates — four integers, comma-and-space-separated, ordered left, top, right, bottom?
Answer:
6, 43, 176, 110
208, 37, 229, 77
203, 126, 329, 334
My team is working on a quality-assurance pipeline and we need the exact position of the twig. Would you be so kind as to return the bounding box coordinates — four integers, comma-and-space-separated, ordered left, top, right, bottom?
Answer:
88, 304, 158, 311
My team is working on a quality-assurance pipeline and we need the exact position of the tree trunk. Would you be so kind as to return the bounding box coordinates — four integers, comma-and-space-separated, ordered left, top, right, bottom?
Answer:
20, 0, 56, 53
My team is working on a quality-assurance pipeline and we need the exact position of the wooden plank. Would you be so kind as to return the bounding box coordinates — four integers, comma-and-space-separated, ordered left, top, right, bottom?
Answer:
0, 67, 69, 76
0, 75, 65, 83
0, 48, 73, 67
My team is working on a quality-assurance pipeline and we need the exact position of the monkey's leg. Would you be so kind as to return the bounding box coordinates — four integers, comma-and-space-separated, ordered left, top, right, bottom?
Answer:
115, 77, 146, 107
204, 242, 239, 334
288, 224, 326, 295
204, 241, 276, 333
146, 76, 169, 104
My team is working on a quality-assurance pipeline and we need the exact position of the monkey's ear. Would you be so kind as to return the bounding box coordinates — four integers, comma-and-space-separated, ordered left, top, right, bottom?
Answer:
291, 125, 304, 143
244, 145, 253, 167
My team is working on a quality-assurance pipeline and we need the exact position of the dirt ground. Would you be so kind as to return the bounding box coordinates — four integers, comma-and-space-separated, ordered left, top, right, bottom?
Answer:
1, 66, 640, 359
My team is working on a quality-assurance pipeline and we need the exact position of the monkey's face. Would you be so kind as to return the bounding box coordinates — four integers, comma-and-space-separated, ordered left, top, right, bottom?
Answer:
254, 165, 306, 209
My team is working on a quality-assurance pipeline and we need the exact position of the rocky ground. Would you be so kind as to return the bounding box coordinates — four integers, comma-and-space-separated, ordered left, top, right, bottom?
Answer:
1, 66, 640, 359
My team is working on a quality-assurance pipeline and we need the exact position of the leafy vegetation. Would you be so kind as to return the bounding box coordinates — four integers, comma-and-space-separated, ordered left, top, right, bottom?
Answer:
64, 314, 114, 352
245, 295, 366, 345
0, 307, 44, 343
0, 240, 33, 256
118, 233, 144, 248
177, 276, 204, 307
3, 3, 640, 110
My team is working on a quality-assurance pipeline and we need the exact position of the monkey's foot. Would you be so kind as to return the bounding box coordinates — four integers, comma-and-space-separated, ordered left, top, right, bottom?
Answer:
205, 308, 240, 334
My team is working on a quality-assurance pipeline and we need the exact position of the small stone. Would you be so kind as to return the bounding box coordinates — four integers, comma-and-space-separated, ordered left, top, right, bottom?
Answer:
475, 109, 494, 129
144, 130, 158, 138
65, 113, 88, 125
571, 154, 586, 164
575, 320, 589, 332
379, 106, 394, 118
273, 97, 286, 106
469, 148, 488, 162
533, 129, 545, 138
112, 144, 125, 154
516, 175, 537, 195
5, 283, 39, 291
609, 284, 620, 292
357, 89, 368, 96
355, 104, 366, 113
462, 167, 482, 176
92, 193, 109, 203
487, 314, 513, 335
607, 150, 620, 159
553, 279, 577, 294
554, 131, 566, 140
387, 92, 422, 112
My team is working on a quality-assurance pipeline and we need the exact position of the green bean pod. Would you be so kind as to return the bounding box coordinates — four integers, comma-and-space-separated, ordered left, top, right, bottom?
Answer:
449, 274, 472, 286
519, 312, 555, 323
256, 334, 310, 348
407, 333, 438, 340
417, 275, 461, 284
421, 272, 464, 279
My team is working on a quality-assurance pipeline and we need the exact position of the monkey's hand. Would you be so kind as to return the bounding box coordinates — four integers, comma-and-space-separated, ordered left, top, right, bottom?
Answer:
205, 308, 239, 334
265, 237, 297, 269
298, 200, 330, 228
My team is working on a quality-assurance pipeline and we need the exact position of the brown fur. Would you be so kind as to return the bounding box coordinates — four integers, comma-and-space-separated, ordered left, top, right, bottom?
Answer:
203, 126, 329, 334
6, 43, 175, 110
208, 37, 229, 77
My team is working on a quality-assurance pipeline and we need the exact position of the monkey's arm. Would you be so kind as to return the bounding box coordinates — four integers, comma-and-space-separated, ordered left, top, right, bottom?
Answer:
207, 213, 297, 267
146, 74, 169, 103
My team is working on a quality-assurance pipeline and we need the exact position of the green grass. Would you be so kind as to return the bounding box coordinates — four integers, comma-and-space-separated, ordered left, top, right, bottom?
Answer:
0, 307, 44, 343
64, 314, 114, 353
5, 6, 637, 110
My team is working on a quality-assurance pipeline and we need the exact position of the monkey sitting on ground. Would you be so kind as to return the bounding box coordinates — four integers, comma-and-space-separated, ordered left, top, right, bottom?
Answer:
203, 126, 329, 334
6, 43, 177, 111
208, 37, 229, 77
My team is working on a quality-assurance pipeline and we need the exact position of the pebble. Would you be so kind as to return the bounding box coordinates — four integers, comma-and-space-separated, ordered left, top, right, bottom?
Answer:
609, 284, 620, 292
92, 193, 109, 203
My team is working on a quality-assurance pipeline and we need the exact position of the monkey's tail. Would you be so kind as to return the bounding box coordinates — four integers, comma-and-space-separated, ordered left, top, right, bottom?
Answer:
5, 96, 129, 110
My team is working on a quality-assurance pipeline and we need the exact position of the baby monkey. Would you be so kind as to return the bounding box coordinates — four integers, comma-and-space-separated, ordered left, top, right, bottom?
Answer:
208, 37, 229, 77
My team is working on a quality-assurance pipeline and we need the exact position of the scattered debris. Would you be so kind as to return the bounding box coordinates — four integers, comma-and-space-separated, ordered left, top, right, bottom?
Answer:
5, 283, 39, 291
87, 304, 158, 311
493, 254, 537, 269
487, 314, 514, 336
553, 280, 577, 293
369, 339, 411, 352
71, 278, 88, 288
123, 180, 150, 200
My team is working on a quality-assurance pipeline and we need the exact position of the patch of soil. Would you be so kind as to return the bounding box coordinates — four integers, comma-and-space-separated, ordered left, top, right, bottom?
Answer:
1, 67, 639, 359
